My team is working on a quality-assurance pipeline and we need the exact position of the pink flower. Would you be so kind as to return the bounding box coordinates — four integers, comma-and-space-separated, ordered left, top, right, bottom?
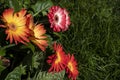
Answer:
47, 6, 70, 32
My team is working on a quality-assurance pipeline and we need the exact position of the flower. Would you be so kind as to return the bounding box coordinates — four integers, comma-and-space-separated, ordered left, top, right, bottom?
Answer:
66, 54, 78, 80
0, 8, 30, 44
26, 14, 48, 51
47, 43, 67, 72
47, 6, 70, 32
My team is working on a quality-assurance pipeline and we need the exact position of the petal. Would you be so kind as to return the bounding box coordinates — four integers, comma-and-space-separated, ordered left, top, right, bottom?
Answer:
3, 8, 14, 23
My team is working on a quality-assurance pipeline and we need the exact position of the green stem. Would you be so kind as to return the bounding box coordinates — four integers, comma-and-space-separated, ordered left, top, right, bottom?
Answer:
33, 10, 42, 17
3, 44, 16, 49
27, 72, 31, 80
53, 32, 62, 39
33, 6, 48, 17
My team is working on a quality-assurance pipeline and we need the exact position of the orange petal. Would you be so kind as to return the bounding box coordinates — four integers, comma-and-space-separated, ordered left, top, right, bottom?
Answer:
3, 8, 14, 23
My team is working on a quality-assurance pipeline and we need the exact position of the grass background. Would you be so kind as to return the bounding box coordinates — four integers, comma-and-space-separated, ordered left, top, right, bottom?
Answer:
52, 0, 120, 80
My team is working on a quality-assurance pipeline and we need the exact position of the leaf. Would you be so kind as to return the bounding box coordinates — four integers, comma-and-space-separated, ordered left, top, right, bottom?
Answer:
32, 0, 53, 16
21, 43, 35, 53
42, 11, 47, 16
0, 64, 5, 73
0, 0, 4, 3
46, 34, 53, 48
32, 53, 41, 69
0, 44, 15, 56
0, 48, 6, 56
33, 70, 65, 80
5, 65, 26, 80
22, 52, 43, 71
8, 0, 22, 12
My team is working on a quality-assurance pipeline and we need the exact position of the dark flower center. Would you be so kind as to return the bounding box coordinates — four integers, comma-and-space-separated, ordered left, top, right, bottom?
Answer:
54, 15, 59, 22
9, 23, 17, 31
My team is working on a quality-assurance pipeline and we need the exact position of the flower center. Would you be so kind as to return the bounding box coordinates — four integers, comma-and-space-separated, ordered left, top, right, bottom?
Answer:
54, 15, 59, 22
68, 62, 73, 72
55, 52, 61, 64
8, 23, 17, 31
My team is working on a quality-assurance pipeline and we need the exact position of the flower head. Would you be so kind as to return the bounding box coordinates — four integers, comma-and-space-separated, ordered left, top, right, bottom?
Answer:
47, 43, 67, 72
66, 54, 79, 80
0, 8, 30, 44
47, 6, 70, 32
26, 14, 48, 51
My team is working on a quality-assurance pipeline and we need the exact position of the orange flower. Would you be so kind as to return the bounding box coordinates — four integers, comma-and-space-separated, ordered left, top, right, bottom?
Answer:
0, 8, 30, 44
66, 54, 79, 80
47, 43, 67, 72
26, 14, 48, 51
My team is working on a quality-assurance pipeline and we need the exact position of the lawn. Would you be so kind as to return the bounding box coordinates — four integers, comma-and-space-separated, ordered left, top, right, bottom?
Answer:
53, 0, 120, 80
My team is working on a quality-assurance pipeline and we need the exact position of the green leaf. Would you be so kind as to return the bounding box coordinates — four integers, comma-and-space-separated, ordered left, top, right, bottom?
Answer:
8, 0, 22, 12
42, 11, 47, 16
5, 65, 26, 80
0, 48, 6, 56
33, 70, 65, 80
22, 52, 42, 70
32, 53, 41, 69
0, 44, 15, 56
0, 0, 4, 3
32, 0, 53, 16
46, 34, 53, 48
0, 64, 5, 73
21, 43, 35, 53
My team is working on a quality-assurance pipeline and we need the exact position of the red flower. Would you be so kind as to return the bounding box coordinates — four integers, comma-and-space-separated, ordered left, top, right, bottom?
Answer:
47, 43, 67, 72
66, 54, 79, 80
47, 6, 70, 32
0, 8, 30, 44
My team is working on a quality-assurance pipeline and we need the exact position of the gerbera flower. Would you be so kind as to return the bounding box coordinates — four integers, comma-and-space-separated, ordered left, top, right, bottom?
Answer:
66, 54, 79, 80
47, 43, 67, 72
26, 14, 48, 51
0, 8, 30, 44
47, 6, 70, 32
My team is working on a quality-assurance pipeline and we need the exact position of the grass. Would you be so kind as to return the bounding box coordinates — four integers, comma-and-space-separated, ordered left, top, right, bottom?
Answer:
52, 0, 120, 80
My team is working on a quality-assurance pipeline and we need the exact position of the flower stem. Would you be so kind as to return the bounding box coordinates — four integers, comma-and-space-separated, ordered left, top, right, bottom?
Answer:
3, 44, 16, 49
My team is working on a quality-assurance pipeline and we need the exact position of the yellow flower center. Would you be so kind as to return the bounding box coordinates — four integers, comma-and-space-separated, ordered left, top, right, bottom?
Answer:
68, 62, 73, 72
8, 23, 17, 31
55, 52, 61, 64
